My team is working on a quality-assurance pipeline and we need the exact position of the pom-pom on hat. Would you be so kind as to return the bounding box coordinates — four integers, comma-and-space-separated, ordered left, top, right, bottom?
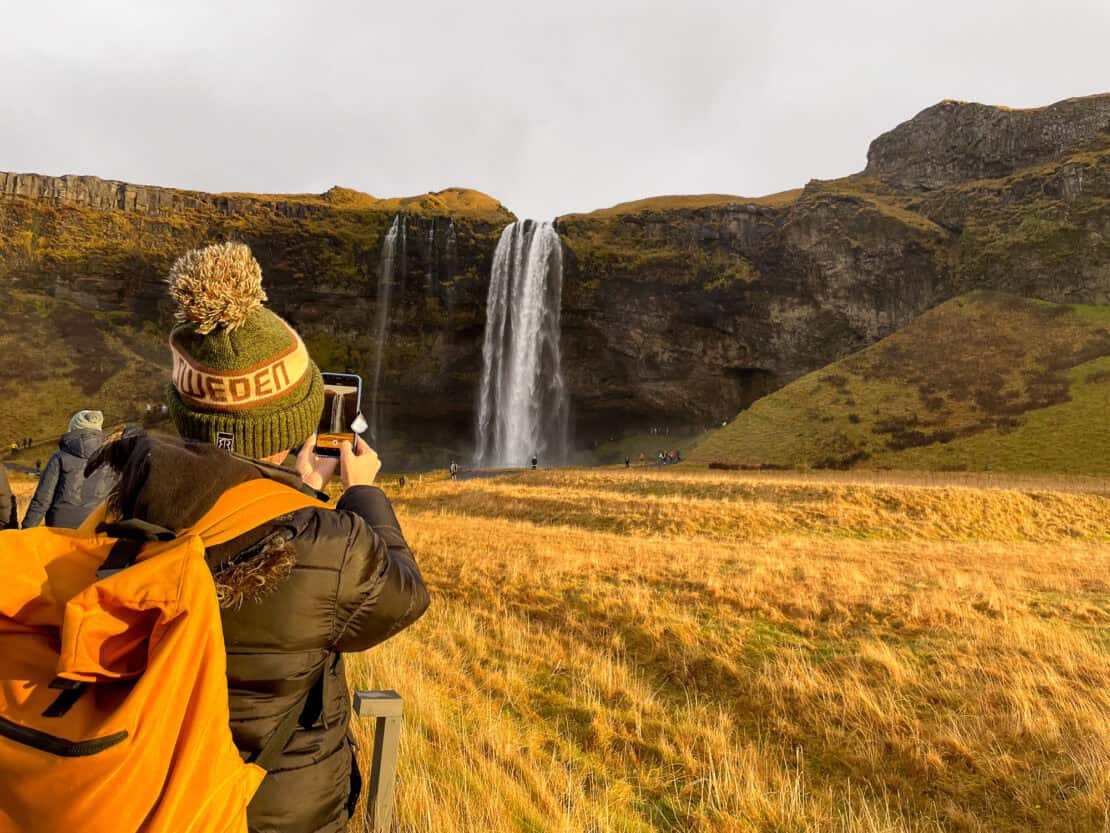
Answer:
165, 242, 324, 459
169, 242, 267, 334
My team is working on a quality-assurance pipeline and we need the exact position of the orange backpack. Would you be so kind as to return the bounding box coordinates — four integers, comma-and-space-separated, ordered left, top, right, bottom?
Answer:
0, 479, 328, 833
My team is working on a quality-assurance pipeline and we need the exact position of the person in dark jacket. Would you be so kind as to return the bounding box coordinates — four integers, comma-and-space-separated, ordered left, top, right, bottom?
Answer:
85, 242, 429, 833
0, 464, 17, 530
21, 410, 113, 529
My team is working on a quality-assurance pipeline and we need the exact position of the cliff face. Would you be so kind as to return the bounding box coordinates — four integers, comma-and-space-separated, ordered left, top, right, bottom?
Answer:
2, 93, 1108, 459
557, 94, 1110, 438
557, 189, 953, 433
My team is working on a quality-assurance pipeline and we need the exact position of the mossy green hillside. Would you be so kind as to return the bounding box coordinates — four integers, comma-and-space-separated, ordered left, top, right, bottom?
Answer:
688, 292, 1110, 475
0, 289, 170, 451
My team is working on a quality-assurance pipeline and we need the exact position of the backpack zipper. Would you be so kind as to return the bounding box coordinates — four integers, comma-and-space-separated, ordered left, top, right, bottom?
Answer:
0, 716, 128, 757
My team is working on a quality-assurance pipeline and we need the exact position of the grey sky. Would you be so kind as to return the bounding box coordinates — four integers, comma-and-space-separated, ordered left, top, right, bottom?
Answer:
1, 0, 1106, 220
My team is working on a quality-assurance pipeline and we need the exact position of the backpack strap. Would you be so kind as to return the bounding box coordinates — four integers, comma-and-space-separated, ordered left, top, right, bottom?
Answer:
248, 664, 327, 772
185, 479, 331, 547
192, 481, 332, 770
95, 519, 177, 579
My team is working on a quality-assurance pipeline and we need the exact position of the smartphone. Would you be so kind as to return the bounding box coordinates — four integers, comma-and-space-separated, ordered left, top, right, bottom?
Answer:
314, 372, 364, 458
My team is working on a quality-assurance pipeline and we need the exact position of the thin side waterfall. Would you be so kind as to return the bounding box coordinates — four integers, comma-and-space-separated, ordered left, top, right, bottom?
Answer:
425, 223, 437, 294
475, 220, 568, 468
369, 215, 405, 446
444, 220, 458, 307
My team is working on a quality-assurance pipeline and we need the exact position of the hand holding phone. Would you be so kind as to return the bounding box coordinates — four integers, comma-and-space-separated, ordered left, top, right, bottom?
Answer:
341, 436, 381, 488
295, 434, 339, 490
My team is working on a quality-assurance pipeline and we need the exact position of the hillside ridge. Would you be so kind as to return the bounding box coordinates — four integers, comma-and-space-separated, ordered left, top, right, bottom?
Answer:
0, 170, 511, 220
864, 92, 1110, 190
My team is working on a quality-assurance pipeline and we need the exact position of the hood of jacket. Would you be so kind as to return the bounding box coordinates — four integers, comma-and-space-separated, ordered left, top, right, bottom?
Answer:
86, 427, 328, 608
60, 428, 104, 460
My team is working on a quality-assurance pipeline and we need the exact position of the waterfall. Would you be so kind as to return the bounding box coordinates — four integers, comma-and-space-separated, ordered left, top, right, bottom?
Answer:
426, 223, 437, 294
369, 215, 405, 446
444, 220, 458, 307
475, 220, 568, 468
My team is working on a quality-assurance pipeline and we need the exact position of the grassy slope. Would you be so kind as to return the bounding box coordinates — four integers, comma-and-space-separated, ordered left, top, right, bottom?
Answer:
688, 292, 1110, 475
225, 184, 511, 221
567, 188, 803, 219
0, 290, 169, 453
336, 468, 1110, 832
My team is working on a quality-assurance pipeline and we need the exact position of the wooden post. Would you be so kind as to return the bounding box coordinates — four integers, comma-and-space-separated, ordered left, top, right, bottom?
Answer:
352, 690, 403, 833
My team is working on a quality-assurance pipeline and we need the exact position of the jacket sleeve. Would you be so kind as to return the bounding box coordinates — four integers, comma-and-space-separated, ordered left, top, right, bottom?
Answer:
331, 485, 429, 653
22, 454, 60, 529
0, 466, 15, 531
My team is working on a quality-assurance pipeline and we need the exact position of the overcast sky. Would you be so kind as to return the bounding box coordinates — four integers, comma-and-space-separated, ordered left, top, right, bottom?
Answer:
1, 0, 1106, 220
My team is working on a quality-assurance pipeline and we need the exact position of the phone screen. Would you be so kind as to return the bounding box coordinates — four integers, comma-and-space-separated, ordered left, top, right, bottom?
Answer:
315, 372, 364, 458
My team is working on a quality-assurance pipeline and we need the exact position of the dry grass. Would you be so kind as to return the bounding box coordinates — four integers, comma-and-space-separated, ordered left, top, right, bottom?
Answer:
341, 467, 1110, 833
13, 466, 1108, 831
565, 189, 803, 220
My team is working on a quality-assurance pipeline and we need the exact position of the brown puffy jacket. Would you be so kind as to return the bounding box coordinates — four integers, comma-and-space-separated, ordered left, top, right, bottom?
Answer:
89, 430, 429, 833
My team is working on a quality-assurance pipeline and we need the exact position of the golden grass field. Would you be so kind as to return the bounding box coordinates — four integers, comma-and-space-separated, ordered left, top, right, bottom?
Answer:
350, 467, 1110, 833
10, 467, 1110, 832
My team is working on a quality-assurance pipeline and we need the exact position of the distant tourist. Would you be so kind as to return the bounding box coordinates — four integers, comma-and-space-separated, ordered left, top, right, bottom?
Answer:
531, 455, 538, 470
639, 451, 645, 466
0, 464, 17, 530
624, 457, 631, 468
398, 474, 406, 489
22, 410, 114, 529
449, 461, 458, 479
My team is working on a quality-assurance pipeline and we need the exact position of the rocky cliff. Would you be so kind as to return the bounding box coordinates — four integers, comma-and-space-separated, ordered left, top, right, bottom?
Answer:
864, 93, 1110, 190
556, 94, 1110, 438
1, 93, 1107, 460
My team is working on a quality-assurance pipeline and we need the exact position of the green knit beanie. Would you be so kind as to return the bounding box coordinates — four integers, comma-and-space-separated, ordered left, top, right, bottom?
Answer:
165, 242, 324, 459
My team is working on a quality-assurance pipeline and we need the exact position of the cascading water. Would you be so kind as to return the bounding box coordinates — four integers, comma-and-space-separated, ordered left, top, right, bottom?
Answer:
444, 220, 458, 307
474, 220, 568, 468
369, 215, 405, 446
425, 224, 437, 294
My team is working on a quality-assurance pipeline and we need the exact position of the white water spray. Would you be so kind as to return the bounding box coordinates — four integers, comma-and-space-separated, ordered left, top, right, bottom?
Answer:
475, 220, 568, 468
